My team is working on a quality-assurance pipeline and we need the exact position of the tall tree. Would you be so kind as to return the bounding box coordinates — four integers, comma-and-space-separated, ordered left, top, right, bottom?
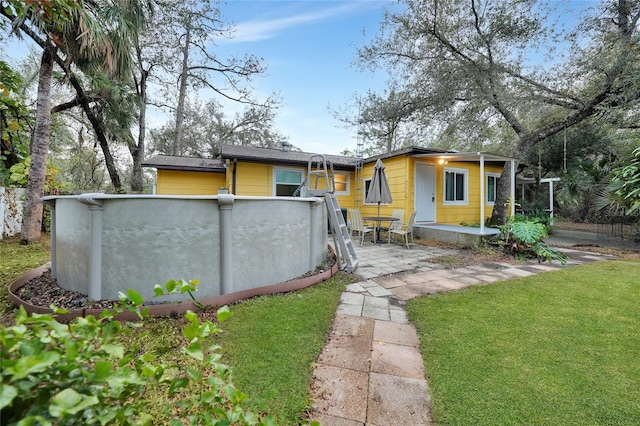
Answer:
154, 0, 273, 156
150, 99, 288, 157
1, 0, 148, 242
358, 0, 640, 223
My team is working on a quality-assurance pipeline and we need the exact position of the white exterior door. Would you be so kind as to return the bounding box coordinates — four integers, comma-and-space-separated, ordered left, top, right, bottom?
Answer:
415, 163, 436, 222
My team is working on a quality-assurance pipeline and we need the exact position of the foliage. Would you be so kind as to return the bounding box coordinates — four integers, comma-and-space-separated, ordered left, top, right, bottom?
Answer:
492, 216, 566, 264
154, 278, 205, 311
407, 261, 640, 425
609, 145, 640, 215
0, 60, 30, 181
0, 284, 276, 425
8, 156, 62, 193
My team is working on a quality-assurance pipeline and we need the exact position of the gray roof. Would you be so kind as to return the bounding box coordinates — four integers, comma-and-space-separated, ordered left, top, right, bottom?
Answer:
219, 144, 358, 169
363, 146, 452, 164
142, 155, 225, 172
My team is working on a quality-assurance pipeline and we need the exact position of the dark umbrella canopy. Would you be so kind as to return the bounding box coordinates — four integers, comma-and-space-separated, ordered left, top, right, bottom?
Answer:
365, 159, 393, 216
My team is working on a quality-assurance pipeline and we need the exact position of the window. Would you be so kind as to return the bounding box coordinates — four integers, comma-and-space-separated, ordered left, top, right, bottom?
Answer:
364, 178, 372, 203
333, 172, 350, 195
487, 173, 500, 204
274, 168, 303, 196
363, 178, 389, 205
444, 168, 468, 205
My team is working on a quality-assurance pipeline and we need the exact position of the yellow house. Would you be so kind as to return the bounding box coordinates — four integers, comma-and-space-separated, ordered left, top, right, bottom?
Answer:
143, 145, 517, 238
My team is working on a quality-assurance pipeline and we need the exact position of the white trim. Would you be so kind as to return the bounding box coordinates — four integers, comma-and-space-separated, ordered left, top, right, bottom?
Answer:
486, 172, 500, 205
273, 166, 304, 197
443, 167, 468, 206
333, 171, 350, 196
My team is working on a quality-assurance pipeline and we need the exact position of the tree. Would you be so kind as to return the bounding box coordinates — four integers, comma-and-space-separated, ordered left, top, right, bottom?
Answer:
0, 60, 30, 182
150, 99, 288, 157
358, 0, 640, 224
1, 0, 149, 243
341, 85, 426, 154
608, 144, 640, 215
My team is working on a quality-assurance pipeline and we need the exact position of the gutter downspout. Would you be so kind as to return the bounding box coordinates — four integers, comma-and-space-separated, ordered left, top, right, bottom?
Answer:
232, 158, 237, 195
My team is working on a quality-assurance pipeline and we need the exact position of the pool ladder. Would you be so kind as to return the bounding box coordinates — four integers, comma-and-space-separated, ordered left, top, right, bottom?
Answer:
303, 154, 359, 273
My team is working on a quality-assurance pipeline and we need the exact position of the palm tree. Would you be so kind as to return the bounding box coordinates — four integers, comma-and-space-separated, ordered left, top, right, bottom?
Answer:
1, 0, 149, 243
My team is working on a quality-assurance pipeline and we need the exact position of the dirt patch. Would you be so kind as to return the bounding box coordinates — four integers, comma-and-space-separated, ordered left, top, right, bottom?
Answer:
552, 221, 600, 233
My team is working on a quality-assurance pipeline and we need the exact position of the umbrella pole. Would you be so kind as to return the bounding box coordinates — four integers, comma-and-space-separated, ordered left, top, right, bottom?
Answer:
377, 202, 381, 242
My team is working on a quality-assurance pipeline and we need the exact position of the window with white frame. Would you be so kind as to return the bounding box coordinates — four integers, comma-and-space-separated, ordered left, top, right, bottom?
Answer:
364, 178, 372, 203
364, 177, 390, 205
333, 172, 350, 195
444, 168, 468, 205
487, 173, 500, 204
274, 167, 304, 196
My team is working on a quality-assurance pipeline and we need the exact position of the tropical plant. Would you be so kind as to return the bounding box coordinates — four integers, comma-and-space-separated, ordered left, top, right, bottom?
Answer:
609, 146, 640, 215
0, 283, 276, 425
491, 216, 566, 264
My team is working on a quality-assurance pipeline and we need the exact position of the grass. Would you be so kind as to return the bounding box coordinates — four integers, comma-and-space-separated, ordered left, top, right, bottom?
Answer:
217, 275, 350, 423
1, 236, 348, 424
0, 236, 50, 321
407, 260, 640, 425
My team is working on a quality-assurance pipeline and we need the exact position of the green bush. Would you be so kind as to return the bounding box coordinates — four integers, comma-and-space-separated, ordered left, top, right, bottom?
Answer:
492, 217, 566, 264
1, 280, 275, 425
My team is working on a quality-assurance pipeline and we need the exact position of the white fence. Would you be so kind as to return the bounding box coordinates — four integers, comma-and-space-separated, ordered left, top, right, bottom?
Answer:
0, 187, 25, 240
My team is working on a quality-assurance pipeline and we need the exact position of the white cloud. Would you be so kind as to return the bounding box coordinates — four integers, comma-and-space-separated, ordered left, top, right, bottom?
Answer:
223, 2, 368, 43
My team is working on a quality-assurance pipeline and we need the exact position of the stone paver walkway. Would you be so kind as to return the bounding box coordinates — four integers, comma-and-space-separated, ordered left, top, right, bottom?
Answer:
309, 243, 617, 425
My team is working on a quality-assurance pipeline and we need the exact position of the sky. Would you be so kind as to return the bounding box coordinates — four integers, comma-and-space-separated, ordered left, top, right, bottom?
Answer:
208, 0, 396, 155
1, 0, 394, 157
2, 0, 599, 158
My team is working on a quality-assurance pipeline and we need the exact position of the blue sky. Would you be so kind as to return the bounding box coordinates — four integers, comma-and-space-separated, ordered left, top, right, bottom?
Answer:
211, 0, 395, 155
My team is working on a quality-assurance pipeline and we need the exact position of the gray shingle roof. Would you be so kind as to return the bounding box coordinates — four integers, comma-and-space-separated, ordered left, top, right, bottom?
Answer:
141, 155, 225, 172
219, 145, 359, 169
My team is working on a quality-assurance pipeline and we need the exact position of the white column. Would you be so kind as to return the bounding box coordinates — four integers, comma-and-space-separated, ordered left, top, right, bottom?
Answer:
309, 199, 323, 271
43, 199, 57, 279
78, 194, 104, 301
479, 153, 485, 234
510, 160, 516, 217
217, 193, 234, 295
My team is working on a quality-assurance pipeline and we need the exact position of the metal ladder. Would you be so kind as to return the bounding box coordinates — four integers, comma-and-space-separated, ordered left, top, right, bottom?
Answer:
301, 154, 359, 273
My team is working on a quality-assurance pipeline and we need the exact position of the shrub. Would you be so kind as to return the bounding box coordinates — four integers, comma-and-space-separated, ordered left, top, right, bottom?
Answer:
491, 217, 566, 264
1, 281, 276, 425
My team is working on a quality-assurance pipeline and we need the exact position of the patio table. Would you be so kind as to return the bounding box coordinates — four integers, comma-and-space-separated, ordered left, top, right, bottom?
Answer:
363, 216, 399, 244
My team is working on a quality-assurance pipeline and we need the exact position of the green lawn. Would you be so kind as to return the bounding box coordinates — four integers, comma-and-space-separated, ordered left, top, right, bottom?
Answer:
0, 237, 50, 321
407, 260, 640, 425
217, 275, 349, 423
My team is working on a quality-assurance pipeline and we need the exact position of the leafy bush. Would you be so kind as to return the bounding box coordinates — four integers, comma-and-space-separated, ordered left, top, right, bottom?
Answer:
1, 280, 276, 425
492, 217, 566, 264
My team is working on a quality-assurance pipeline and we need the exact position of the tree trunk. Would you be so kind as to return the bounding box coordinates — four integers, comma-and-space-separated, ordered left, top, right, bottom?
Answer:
130, 69, 148, 193
64, 73, 124, 192
173, 26, 191, 156
21, 47, 54, 244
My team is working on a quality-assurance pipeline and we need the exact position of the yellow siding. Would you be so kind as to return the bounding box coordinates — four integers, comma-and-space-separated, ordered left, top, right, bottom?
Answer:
156, 170, 226, 195
232, 162, 272, 196
155, 155, 508, 227
435, 162, 503, 225
360, 155, 412, 222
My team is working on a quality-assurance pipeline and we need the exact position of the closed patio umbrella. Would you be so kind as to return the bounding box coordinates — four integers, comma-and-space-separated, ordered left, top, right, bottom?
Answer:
366, 159, 393, 218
